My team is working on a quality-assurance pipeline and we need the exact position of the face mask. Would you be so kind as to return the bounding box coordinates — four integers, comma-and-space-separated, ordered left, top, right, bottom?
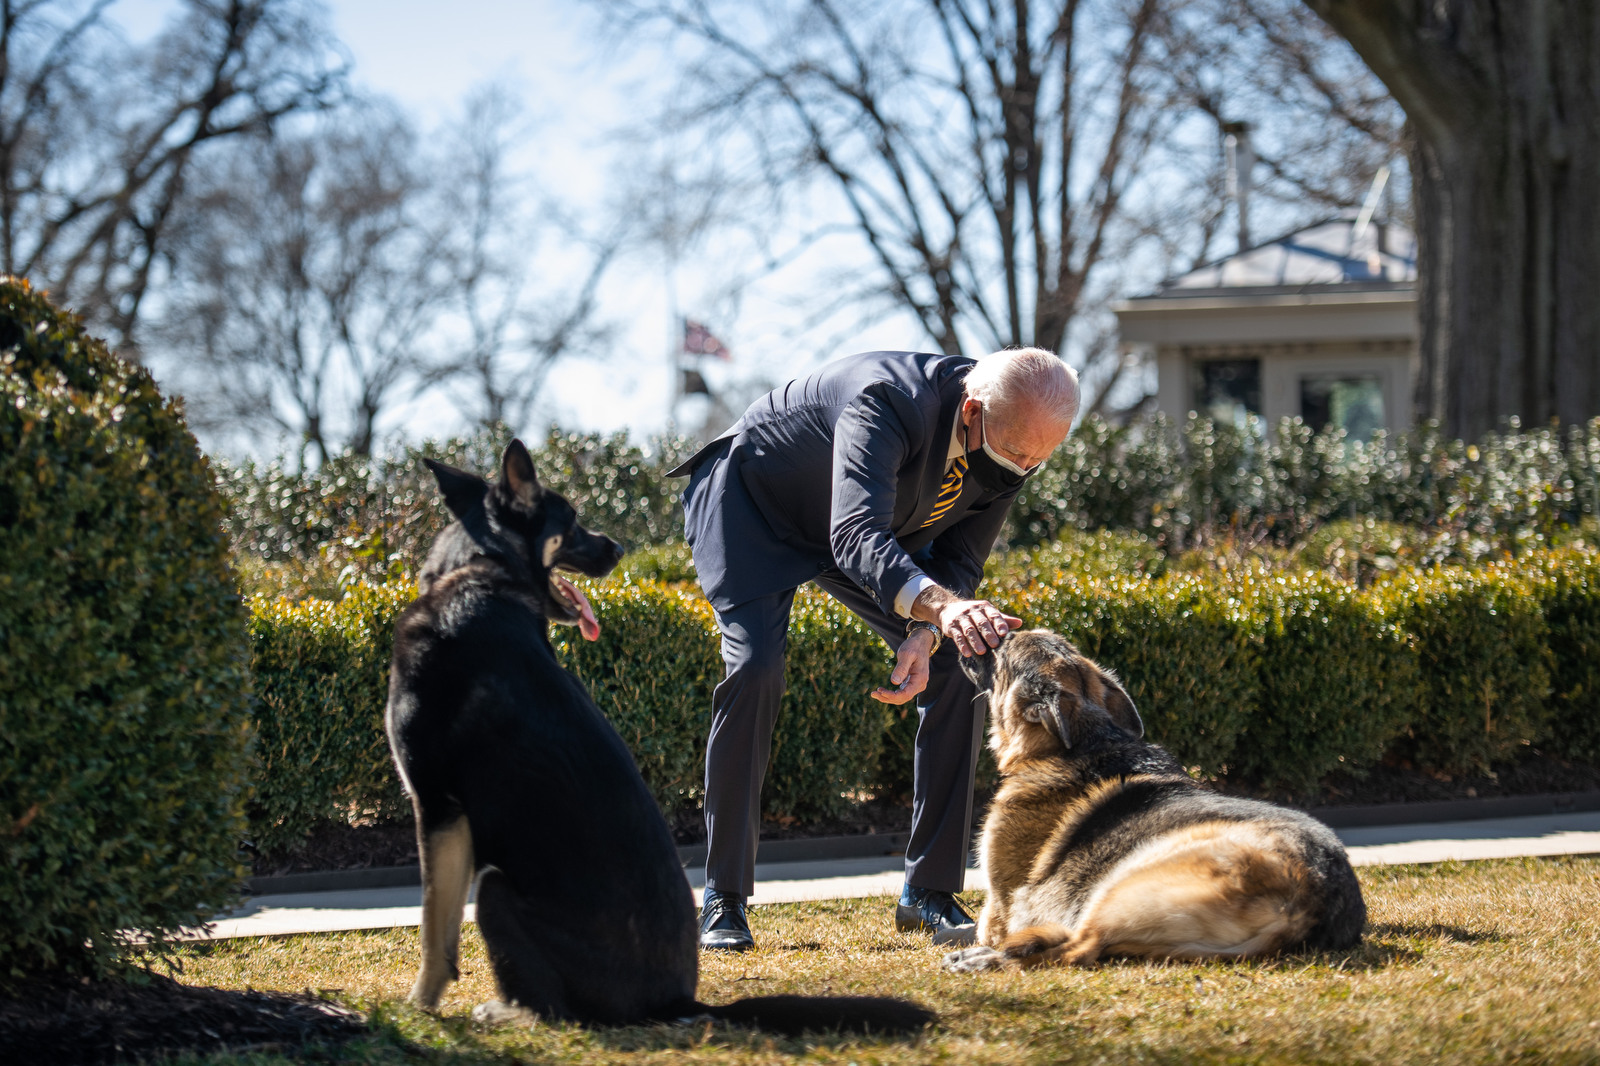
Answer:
966, 407, 1038, 492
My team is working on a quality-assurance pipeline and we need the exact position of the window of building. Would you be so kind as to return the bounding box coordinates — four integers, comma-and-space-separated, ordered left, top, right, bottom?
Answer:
1300, 374, 1385, 441
1191, 358, 1261, 427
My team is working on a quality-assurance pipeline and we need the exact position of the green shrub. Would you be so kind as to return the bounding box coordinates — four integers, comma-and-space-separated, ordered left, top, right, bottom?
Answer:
614, 541, 698, 585
1018, 573, 1259, 774
1006, 412, 1600, 551
220, 427, 698, 592
246, 583, 413, 854
556, 581, 893, 823
0, 279, 251, 978
553, 581, 720, 817
240, 546, 1600, 857
249, 578, 899, 837
1374, 566, 1551, 773
1526, 550, 1600, 761
987, 528, 1166, 590
1233, 571, 1420, 792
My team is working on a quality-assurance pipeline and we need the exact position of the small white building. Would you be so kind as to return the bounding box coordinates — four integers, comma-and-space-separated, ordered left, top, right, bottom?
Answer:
1114, 217, 1418, 440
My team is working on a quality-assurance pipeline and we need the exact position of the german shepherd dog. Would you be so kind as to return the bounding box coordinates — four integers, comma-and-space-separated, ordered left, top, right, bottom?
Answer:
385, 441, 933, 1033
943, 630, 1365, 973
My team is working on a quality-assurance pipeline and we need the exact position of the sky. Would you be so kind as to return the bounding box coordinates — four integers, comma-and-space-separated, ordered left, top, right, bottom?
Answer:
113, 0, 921, 454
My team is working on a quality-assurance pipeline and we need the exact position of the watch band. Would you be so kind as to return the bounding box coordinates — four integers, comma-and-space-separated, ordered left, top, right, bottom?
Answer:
906, 618, 943, 653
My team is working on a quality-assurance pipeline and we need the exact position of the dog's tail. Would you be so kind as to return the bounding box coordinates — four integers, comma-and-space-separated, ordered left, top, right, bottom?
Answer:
684, 994, 935, 1035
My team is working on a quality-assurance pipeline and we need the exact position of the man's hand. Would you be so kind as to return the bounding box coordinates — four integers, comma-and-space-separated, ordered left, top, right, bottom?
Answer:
912, 584, 1022, 657
872, 627, 935, 704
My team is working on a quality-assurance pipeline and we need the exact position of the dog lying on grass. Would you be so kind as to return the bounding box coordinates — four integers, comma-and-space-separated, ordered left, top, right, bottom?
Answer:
385, 440, 934, 1034
944, 629, 1365, 973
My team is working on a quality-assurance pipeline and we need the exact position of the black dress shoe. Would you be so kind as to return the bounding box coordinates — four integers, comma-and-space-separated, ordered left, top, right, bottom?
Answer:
700, 888, 754, 952
895, 884, 977, 946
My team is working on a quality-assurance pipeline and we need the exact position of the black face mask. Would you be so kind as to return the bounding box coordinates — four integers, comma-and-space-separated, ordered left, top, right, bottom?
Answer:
965, 447, 1030, 493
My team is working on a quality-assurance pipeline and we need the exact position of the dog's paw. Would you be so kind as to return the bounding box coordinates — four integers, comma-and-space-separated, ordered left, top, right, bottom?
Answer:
472, 1001, 539, 1028
941, 945, 1006, 973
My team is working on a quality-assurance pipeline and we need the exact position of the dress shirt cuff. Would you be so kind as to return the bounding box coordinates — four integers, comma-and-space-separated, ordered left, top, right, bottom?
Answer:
894, 573, 939, 619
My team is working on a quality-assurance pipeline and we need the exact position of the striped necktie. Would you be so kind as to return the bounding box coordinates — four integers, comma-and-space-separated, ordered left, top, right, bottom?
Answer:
921, 456, 967, 529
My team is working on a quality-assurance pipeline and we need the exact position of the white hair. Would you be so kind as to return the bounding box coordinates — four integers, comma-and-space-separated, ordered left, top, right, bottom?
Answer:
964, 346, 1079, 425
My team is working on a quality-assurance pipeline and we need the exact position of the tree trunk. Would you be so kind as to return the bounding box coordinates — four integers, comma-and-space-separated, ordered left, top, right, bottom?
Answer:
1307, 0, 1600, 440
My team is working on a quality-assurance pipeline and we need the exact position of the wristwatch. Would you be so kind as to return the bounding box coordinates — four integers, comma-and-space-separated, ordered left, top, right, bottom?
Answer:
906, 618, 943, 653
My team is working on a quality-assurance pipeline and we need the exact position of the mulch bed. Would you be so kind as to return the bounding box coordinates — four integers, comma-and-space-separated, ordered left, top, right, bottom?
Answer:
253, 751, 1600, 876
0, 972, 368, 1065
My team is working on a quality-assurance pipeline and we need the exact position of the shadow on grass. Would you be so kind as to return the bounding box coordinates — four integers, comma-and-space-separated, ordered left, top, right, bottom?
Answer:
1365, 921, 1504, 944
344, 996, 935, 1063
585, 1017, 933, 1055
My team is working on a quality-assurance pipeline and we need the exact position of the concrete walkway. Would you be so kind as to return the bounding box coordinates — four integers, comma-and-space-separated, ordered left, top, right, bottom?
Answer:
189, 810, 1600, 941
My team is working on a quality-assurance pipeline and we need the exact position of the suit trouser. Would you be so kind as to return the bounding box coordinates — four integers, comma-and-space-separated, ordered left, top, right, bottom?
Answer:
703, 568, 985, 898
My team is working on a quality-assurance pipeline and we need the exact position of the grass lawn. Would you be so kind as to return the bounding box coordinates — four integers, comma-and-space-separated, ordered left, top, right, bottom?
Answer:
159, 856, 1600, 1065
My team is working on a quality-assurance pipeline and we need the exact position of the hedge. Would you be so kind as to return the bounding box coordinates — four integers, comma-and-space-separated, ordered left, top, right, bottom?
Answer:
1376, 565, 1551, 773
247, 583, 413, 854
1533, 551, 1600, 762
221, 413, 1600, 581
0, 279, 251, 979
246, 581, 896, 849
1230, 571, 1420, 791
242, 548, 1600, 851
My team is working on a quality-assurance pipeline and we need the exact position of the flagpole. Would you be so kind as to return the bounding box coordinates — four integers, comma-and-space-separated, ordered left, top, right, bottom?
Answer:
663, 158, 682, 435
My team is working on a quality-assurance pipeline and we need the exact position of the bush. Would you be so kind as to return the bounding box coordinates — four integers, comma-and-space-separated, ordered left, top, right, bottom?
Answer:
239, 547, 1600, 857
222, 427, 698, 594
246, 584, 413, 854
1374, 565, 1551, 773
1232, 571, 1420, 792
249, 579, 898, 838
987, 528, 1166, 589
1008, 412, 1600, 552
0, 279, 251, 978
614, 541, 698, 585
1526, 550, 1600, 762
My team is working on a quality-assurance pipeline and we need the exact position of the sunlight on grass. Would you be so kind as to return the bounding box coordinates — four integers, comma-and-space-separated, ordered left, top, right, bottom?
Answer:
161, 856, 1600, 1064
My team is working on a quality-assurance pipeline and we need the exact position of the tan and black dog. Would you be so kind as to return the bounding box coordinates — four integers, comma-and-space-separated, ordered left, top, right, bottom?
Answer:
944, 629, 1365, 972
385, 440, 933, 1033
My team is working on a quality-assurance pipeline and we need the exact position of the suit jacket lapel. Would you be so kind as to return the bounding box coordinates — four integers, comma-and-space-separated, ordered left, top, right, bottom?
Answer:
897, 363, 979, 545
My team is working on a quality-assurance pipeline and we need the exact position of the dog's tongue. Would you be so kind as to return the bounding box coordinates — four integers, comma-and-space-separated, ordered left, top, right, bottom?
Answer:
556, 574, 601, 641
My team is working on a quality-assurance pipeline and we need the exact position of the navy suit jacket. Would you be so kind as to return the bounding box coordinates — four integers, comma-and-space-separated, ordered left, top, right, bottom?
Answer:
670, 350, 1024, 614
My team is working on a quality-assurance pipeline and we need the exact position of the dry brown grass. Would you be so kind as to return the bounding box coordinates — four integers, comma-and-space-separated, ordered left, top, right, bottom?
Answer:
162, 856, 1600, 1064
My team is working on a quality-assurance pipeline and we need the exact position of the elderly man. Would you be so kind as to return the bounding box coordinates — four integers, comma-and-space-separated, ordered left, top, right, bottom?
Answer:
669, 347, 1079, 951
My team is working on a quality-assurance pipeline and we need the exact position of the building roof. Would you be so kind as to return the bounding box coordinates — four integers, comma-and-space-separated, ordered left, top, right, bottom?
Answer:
1113, 217, 1420, 348
1141, 216, 1416, 299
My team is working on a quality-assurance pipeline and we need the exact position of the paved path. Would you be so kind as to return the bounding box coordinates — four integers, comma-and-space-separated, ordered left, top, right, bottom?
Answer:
190, 811, 1600, 941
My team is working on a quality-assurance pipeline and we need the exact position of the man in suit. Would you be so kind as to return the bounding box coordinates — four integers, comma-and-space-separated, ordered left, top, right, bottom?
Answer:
669, 347, 1079, 950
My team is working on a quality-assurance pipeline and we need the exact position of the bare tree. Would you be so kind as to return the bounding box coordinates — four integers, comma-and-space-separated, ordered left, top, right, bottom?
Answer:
0, 0, 346, 349
1164, 0, 1407, 267
155, 107, 451, 464
601, 0, 1202, 414
427, 83, 624, 433
1305, 0, 1600, 440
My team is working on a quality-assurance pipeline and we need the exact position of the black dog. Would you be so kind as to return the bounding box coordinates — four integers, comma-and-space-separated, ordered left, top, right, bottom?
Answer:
385, 440, 934, 1033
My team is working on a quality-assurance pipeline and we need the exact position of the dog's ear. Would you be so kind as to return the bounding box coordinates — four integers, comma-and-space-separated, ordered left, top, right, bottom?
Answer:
1021, 697, 1072, 750
424, 458, 487, 521
1082, 660, 1144, 739
500, 439, 540, 505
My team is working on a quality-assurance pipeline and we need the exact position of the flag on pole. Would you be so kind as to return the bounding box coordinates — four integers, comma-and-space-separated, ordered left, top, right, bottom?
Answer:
681, 368, 711, 396
683, 319, 732, 361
